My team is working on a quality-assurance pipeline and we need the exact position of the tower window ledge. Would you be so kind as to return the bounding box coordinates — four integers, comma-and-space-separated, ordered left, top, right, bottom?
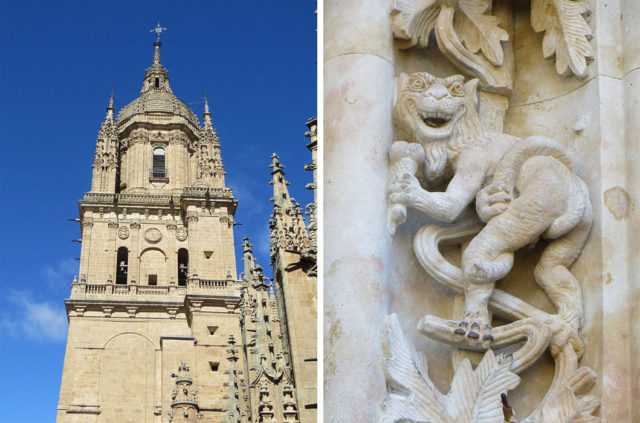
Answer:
149, 168, 169, 182
67, 404, 101, 414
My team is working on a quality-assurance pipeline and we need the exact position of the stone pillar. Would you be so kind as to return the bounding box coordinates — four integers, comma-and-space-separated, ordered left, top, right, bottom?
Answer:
107, 223, 118, 283
129, 222, 141, 284
323, 1, 395, 421
621, 0, 640, 421
167, 224, 177, 286
186, 214, 199, 279
79, 220, 93, 281
591, 2, 633, 421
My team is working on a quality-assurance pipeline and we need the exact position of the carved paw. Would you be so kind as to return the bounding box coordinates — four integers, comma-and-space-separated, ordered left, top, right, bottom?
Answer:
455, 312, 494, 344
476, 182, 512, 222
388, 173, 424, 208
548, 317, 585, 358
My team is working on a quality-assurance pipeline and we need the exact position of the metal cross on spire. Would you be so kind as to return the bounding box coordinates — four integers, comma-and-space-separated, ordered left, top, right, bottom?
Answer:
150, 21, 167, 42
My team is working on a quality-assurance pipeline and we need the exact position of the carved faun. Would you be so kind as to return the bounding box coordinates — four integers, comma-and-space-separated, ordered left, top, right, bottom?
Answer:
388, 72, 592, 345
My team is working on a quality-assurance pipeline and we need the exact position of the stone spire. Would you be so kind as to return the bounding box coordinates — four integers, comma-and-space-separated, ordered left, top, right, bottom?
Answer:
106, 89, 114, 120
196, 95, 225, 188
153, 40, 162, 65
224, 335, 241, 423
302, 118, 318, 276
90, 91, 118, 192
141, 33, 172, 95
168, 362, 201, 422
238, 236, 298, 423
304, 117, 317, 200
269, 153, 293, 210
203, 97, 213, 128
241, 236, 257, 281
269, 154, 309, 260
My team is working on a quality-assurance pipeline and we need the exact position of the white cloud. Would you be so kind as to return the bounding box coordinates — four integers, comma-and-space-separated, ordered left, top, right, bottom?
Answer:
228, 174, 269, 217
253, 222, 273, 262
42, 258, 77, 291
1, 291, 68, 342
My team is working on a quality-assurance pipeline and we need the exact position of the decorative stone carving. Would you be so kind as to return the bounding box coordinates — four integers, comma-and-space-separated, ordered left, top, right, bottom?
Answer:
176, 226, 188, 241
144, 227, 162, 243
391, 0, 593, 92
384, 72, 598, 422
118, 225, 130, 240
382, 314, 520, 423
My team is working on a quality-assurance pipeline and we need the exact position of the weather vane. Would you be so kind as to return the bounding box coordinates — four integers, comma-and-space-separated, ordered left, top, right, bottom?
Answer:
151, 21, 167, 42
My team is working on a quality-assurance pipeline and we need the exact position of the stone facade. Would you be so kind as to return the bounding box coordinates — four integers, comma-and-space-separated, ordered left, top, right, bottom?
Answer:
56, 38, 316, 423
325, 1, 638, 422
268, 118, 318, 421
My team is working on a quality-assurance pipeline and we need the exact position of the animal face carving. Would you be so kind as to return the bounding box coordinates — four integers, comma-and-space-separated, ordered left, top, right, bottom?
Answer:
393, 72, 469, 142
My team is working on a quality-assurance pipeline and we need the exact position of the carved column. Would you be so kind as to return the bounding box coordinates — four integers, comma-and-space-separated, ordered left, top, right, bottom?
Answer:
79, 220, 94, 281
167, 224, 177, 286
107, 222, 118, 283
186, 214, 199, 279
622, 2, 640, 420
129, 222, 141, 284
324, 0, 395, 421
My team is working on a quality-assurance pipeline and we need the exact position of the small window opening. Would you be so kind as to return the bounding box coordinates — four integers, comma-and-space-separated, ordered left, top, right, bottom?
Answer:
178, 248, 188, 286
154, 78, 159, 88
207, 326, 218, 336
152, 147, 166, 179
209, 362, 219, 372
204, 250, 213, 259
116, 247, 128, 284
148, 274, 157, 286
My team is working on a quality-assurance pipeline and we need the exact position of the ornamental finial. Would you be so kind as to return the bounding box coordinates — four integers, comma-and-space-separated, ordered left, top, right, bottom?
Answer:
108, 86, 115, 109
150, 21, 167, 43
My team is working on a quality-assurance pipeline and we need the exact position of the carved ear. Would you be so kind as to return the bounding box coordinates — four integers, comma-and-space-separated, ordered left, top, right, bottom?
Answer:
464, 78, 479, 107
395, 73, 410, 106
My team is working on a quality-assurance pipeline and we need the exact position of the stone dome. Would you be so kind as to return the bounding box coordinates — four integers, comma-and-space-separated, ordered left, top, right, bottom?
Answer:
115, 90, 200, 127
115, 41, 200, 128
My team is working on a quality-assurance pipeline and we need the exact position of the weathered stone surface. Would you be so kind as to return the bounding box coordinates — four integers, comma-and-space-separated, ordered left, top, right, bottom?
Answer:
325, 1, 637, 422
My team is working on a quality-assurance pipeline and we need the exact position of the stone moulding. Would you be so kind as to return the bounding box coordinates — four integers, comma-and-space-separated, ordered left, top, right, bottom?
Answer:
391, 0, 593, 93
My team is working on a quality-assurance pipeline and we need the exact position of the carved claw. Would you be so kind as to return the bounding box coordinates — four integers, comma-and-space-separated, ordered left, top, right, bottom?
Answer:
388, 173, 424, 208
482, 325, 494, 343
476, 181, 513, 222
467, 331, 480, 340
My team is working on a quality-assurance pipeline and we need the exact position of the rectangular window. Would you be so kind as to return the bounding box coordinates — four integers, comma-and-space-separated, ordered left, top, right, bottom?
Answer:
209, 362, 219, 372
148, 274, 157, 286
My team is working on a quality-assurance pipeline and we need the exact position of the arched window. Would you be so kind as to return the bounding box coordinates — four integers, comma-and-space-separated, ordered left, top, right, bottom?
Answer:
152, 147, 166, 178
154, 77, 160, 88
116, 247, 128, 284
178, 248, 189, 286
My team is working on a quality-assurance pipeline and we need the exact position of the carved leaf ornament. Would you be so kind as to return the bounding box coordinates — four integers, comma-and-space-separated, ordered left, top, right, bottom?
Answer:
391, 0, 593, 92
531, 0, 593, 76
382, 314, 520, 423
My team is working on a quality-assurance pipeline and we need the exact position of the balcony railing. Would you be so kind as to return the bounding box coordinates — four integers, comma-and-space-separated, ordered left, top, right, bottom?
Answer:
149, 168, 169, 180
70, 278, 240, 300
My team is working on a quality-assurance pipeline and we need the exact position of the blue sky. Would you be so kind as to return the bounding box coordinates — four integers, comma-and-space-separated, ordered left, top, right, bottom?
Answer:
0, 1, 316, 420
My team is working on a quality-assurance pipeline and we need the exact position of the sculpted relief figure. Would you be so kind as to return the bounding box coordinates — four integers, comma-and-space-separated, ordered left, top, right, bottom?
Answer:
382, 72, 599, 422
388, 72, 592, 348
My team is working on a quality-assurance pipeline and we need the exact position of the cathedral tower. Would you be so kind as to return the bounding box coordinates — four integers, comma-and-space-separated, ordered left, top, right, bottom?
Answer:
58, 35, 244, 423
57, 30, 314, 423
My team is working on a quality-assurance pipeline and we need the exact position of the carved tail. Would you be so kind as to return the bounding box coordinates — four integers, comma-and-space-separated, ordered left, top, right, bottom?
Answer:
492, 135, 575, 192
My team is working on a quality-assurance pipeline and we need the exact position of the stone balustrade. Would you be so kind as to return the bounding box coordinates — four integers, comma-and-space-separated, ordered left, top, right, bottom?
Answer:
70, 278, 240, 300
82, 187, 234, 206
